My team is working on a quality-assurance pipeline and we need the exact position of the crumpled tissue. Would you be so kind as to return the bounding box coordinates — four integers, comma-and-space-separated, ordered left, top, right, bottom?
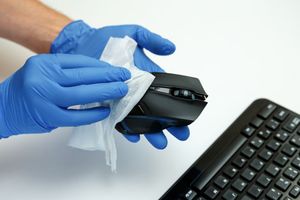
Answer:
68, 36, 155, 171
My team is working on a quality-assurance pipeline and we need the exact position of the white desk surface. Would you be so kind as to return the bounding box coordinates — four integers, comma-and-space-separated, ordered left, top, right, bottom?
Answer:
0, 0, 299, 199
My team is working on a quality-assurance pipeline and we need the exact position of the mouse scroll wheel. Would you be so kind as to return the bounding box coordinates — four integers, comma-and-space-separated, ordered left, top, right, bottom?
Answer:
172, 89, 196, 100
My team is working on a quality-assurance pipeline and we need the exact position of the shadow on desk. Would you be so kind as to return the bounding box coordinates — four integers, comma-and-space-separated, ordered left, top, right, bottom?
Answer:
0, 127, 164, 188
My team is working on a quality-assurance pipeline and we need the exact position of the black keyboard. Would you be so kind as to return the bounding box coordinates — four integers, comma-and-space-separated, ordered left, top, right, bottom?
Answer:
160, 99, 300, 200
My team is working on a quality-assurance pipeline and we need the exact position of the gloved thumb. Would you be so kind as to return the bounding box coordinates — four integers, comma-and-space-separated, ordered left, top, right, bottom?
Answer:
135, 26, 176, 56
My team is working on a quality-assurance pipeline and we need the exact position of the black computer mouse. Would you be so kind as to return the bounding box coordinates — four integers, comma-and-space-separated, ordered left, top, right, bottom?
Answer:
115, 72, 208, 134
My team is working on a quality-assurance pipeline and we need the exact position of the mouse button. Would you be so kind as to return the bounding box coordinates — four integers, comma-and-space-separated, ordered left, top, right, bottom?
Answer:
171, 89, 197, 100
141, 92, 202, 121
150, 73, 183, 87
170, 88, 208, 102
151, 72, 197, 87
178, 78, 207, 96
148, 86, 196, 101
151, 76, 207, 98
149, 86, 171, 95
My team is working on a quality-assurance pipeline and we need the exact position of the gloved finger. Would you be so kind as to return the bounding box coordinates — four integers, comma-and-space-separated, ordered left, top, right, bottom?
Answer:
167, 126, 190, 141
53, 82, 128, 107
53, 107, 110, 127
134, 48, 164, 72
58, 66, 131, 87
135, 26, 176, 56
53, 54, 108, 69
121, 133, 140, 143
144, 132, 168, 149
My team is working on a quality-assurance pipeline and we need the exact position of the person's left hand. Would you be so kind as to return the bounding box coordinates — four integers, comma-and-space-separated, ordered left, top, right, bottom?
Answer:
50, 20, 189, 149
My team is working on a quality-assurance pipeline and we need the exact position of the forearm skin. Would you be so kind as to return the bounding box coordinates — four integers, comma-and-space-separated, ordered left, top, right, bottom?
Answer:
0, 0, 72, 53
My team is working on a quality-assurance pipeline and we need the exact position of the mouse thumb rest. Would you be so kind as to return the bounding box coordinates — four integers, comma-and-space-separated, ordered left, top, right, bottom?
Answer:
115, 72, 208, 134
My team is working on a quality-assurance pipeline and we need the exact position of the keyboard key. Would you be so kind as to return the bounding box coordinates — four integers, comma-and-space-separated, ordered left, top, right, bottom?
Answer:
290, 135, 300, 147
265, 164, 281, 177
291, 157, 300, 170
204, 186, 219, 199
232, 156, 247, 168
274, 130, 289, 142
259, 149, 273, 161
242, 126, 256, 137
195, 197, 208, 200
289, 185, 300, 198
273, 154, 289, 167
283, 167, 299, 181
275, 177, 291, 191
241, 168, 256, 181
184, 189, 197, 200
274, 109, 289, 122
281, 144, 297, 157
266, 119, 280, 130
250, 137, 264, 149
258, 128, 272, 139
266, 139, 281, 151
283, 116, 300, 132
241, 146, 256, 158
266, 188, 282, 200
250, 158, 264, 171
247, 184, 263, 198
250, 117, 264, 128
240, 196, 252, 200
223, 166, 238, 178
232, 178, 247, 192
283, 197, 292, 200
214, 175, 229, 189
257, 174, 272, 187
222, 189, 238, 200
258, 104, 277, 119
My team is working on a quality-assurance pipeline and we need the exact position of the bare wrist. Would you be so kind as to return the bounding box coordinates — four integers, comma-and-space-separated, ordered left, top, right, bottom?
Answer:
0, 0, 72, 53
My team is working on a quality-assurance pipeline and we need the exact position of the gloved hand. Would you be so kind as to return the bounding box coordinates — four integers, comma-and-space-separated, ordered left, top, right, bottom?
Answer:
0, 54, 131, 138
50, 20, 190, 149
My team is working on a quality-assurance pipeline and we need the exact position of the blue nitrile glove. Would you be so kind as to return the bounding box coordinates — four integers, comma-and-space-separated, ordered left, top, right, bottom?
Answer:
0, 54, 131, 138
50, 20, 190, 149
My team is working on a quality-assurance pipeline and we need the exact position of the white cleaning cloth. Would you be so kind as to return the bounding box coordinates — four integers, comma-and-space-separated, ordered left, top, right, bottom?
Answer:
68, 36, 155, 171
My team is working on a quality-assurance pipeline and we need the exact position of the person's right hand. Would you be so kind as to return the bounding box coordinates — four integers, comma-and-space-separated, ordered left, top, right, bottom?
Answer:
0, 54, 131, 138
50, 21, 190, 149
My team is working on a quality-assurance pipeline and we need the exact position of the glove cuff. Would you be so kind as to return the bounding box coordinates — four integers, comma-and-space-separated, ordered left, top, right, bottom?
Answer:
0, 81, 11, 139
50, 20, 92, 54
